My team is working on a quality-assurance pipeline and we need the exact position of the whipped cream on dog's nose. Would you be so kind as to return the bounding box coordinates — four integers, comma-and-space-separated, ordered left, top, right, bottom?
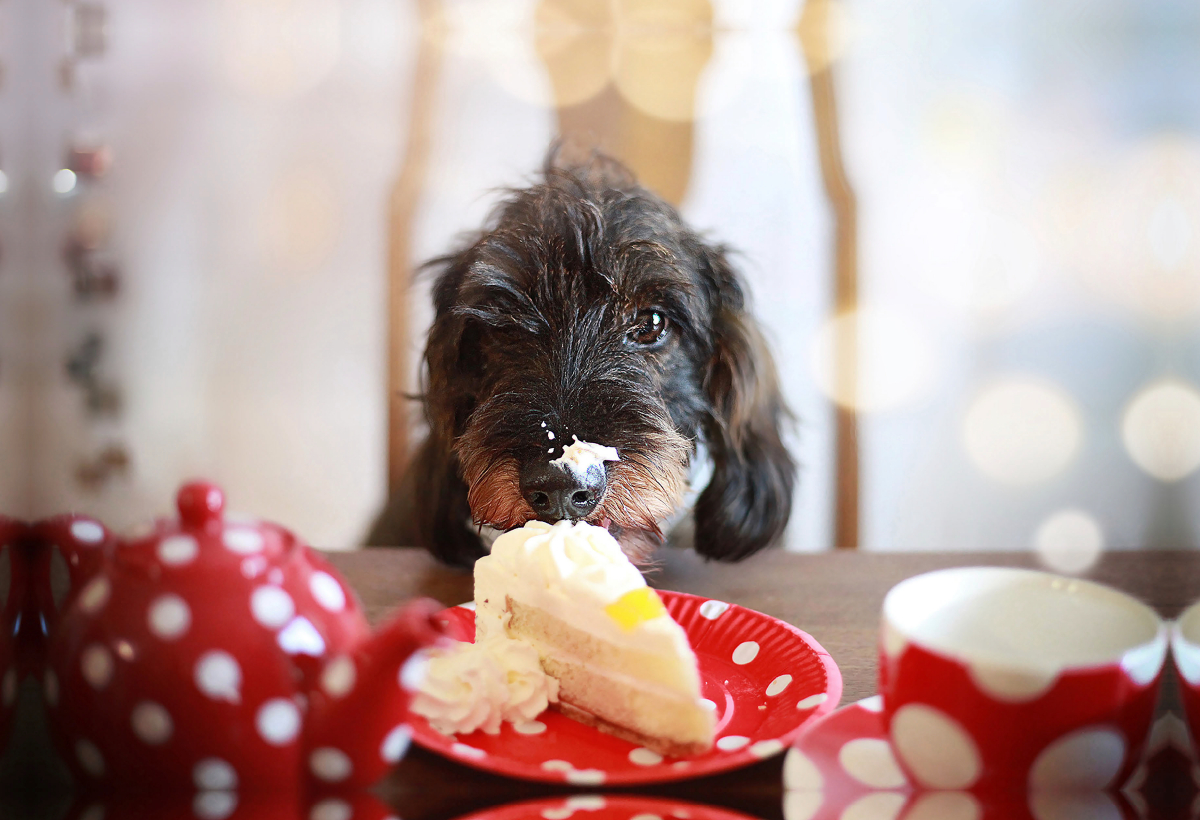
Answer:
550, 436, 619, 477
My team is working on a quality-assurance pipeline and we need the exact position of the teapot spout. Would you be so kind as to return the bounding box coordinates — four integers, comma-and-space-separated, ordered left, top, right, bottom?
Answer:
304, 597, 449, 788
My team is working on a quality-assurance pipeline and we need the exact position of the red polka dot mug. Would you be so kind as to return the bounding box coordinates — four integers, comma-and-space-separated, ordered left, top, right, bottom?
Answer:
878, 567, 1166, 794
29, 481, 448, 794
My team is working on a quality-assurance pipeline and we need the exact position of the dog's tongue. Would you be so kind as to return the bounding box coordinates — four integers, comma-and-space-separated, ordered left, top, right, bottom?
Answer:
598, 518, 612, 531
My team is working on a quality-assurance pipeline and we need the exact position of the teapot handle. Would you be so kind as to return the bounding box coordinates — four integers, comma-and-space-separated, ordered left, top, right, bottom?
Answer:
27, 515, 114, 649
3, 518, 55, 676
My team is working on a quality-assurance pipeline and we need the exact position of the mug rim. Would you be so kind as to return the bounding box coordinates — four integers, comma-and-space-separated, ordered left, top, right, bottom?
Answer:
882, 565, 1165, 677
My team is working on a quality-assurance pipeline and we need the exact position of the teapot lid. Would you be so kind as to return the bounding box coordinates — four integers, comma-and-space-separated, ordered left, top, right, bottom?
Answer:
117, 481, 296, 580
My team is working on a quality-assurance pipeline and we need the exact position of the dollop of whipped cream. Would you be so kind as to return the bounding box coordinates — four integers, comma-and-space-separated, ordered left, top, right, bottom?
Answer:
483, 519, 646, 607
550, 436, 619, 479
410, 633, 559, 736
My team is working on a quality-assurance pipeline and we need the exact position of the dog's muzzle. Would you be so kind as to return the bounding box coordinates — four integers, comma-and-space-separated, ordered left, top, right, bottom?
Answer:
519, 459, 605, 522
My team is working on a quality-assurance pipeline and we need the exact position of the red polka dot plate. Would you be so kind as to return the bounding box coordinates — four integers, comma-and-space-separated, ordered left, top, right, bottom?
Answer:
783, 697, 1143, 820
409, 590, 841, 785
451, 794, 762, 820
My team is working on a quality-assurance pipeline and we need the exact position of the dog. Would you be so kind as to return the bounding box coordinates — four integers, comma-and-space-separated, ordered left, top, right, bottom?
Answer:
367, 153, 795, 568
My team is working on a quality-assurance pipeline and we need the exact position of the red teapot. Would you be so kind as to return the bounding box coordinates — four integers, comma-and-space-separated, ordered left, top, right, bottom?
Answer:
31, 481, 447, 794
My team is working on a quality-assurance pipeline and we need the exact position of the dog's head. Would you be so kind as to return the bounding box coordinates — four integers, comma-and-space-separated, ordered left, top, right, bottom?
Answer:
414, 155, 795, 567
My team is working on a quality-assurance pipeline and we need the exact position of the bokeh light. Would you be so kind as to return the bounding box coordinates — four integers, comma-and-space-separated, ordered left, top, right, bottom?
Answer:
221, 0, 342, 99
1121, 379, 1200, 482
808, 306, 939, 413
612, 0, 712, 122
53, 169, 78, 195
963, 377, 1082, 485
1034, 508, 1104, 574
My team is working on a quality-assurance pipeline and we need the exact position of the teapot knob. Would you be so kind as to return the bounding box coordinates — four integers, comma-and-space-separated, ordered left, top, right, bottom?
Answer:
177, 482, 225, 529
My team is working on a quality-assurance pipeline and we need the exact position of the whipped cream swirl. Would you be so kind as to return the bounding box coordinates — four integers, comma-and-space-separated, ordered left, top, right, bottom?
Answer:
410, 634, 558, 735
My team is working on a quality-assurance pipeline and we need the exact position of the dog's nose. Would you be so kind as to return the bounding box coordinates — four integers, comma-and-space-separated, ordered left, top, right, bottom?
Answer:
519, 459, 605, 522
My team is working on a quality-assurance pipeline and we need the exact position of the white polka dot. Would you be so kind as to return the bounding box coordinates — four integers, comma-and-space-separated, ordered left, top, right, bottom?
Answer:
630, 815, 662, 820
542, 811, 571, 820
1029, 727, 1126, 791
310, 799, 352, 820
451, 743, 486, 760
514, 720, 547, 735
400, 650, 432, 692
309, 572, 346, 612
840, 792, 907, 820
797, 693, 829, 710
456, 601, 477, 610
891, 704, 981, 789
858, 695, 883, 712
44, 670, 59, 706
76, 740, 105, 777
194, 758, 238, 790
1029, 791, 1124, 820
148, 594, 191, 640
193, 791, 237, 820
222, 527, 264, 554
782, 792, 822, 820
568, 797, 606, 811
784, 748, 823, 790
716, 735, 750, 751
1, 670, 16, 706
79, 577, 111, 615
131, 701, 173, 744
71, 520, 105, 544
321, 657, 356, 698
629, 747, 663, 766
565, 768, 606, 784
381, 723, 412, 762
750, 739, 785, 759
157, 535, 199, 566
256, 698, 301, 745
766, 674, 793, 696
310, 747, 353, 782
732, 641, 760, 664
542, 759, 573, 772
250, 586, 295, 629
699, 600, 730, 619
81, 644, 114, 690
839, 738, 907, 789
195, 650, 242, 703
904, 792, 981, 820
700, 698, 718, 711
1121, 635, 1168, 686
968, 663, 1058, 702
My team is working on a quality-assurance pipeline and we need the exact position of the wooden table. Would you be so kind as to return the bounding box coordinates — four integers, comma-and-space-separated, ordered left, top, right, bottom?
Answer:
321, 547, 1200, 820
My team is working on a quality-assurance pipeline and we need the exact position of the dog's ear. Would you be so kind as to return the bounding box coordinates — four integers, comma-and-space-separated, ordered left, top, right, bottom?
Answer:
693, 245, 796, 561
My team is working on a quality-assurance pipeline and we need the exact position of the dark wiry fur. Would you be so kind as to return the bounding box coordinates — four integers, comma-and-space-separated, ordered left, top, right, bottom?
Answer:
367, 154, 795, 568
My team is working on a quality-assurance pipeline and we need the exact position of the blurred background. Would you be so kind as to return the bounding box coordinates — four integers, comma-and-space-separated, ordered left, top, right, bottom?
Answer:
4, 0, 1199, 566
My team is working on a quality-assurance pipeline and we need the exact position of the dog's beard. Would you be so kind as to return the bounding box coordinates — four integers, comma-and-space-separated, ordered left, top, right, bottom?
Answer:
456, 425, 692, 562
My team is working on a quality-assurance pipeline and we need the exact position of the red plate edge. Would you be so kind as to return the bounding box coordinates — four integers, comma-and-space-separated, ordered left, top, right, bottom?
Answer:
409, 590, 843, 785
450, 793, 766, 820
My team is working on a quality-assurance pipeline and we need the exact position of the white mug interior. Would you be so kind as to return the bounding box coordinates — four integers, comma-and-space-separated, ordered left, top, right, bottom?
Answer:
883, 567, 1164, 683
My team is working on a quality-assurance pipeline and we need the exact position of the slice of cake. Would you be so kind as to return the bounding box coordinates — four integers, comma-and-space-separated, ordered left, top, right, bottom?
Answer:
474, 520, 715, 756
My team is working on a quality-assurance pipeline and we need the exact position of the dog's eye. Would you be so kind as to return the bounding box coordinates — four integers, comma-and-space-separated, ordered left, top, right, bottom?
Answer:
627, 310, 669, 347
